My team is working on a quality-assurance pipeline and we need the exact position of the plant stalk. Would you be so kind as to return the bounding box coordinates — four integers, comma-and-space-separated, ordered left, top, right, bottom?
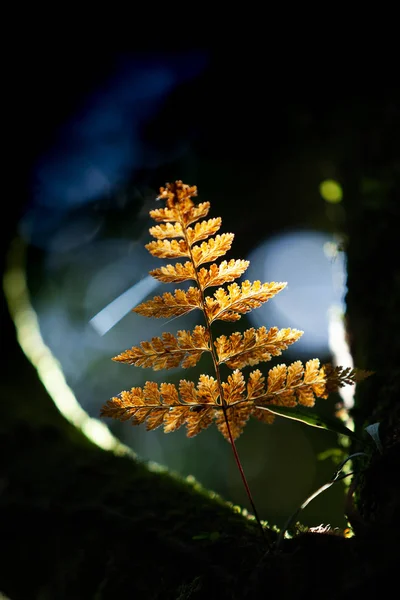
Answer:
177, 199, 272, 550
224, 412, 273, 549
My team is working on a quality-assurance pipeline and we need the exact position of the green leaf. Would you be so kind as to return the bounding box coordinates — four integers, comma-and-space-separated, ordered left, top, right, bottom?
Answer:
256, 405, 361, 441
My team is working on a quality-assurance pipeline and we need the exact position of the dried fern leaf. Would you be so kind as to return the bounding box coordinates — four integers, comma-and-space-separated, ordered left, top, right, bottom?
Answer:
145, 239, 189, 259
215, 326, 303, 369
183, 202, 210, 226
149, 222, 184, 239
186, 218, 222, 245
205, 280, 287, 323
133, 287, 202, 318
158, 181, 197, 207
177, 327, 211, 367
153, 182, 210, 227
243, 360, 327, 415
113, 326, 210, 371
191, 234, 235, 267
197, 259, 249, 289
156, 182, 212, 227
149, 262, 196, 284
102, 180, 371, 446
216, 403, 254, 441
102, 375, 222, 437
253, 361, 372, 410
149, 206, 180, 223
246, 369, 266, 399
215, 371, 253, 440
181, 375, 221, 437
222, 369, 247, 404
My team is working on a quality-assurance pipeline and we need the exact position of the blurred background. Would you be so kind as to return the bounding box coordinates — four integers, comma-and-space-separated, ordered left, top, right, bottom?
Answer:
4, 46, 398, 530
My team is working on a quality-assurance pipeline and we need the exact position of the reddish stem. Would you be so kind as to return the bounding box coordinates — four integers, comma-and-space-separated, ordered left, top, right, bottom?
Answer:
224, 411, 273, 550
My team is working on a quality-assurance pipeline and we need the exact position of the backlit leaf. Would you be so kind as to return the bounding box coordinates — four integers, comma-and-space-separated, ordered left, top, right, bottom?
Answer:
133, 287, 202, 318
205, 281, 286, 323
150, 262, 196, 283
145, 239, 189, 259
197, 259, 249, 289
191, 234, 235, 267
215, 326, 303, 369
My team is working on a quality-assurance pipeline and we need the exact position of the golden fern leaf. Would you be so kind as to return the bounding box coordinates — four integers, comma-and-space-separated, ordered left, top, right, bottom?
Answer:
246, 369, 266, 399
216, 371, 253, 440
162, 377, 216, 437
149, 261, 196, 284
183, 202, 210, 226
100, 388, 147, 422
149, 222, 184, 239
181, 375, 219, 436
178, 376, 219, 437
191, 233, 235, 267
149, 206, 180, 223
102, 375, 222, 436
102, 180, 370, 449
197, 259, 249, 289
145, 239, 189, 259
157, 181, 197, 209
222, 369, 246, 404
133, 287, 202, 318
215, 326, 303, 369
113, 325, 210, 371
154, 182, 211, 226
101, 382, 164, 428
216, 403, 254, 441
186, 218, 222, 245
205, 280, 287, 323
176, 326, 211, 367
247, 360, 328, 412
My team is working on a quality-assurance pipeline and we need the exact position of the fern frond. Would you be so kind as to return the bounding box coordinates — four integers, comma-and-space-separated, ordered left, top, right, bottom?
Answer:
216, 402, 254, 440
149, 206, 180, 223
101, 179, 372, 548
157, 182, 197, 211
150, 184, 210, 227
133, 287, 202, 318
197, 259, 250, 289
102, 180, 370, 447
191, 233, 235, 266
216, 370, 253, 440
149, 262, 196, 283
245, 360, 327, 410
183, 203, 211, 227
186, 218, 222, 245
113, 326, 211, 371
101, 375, 221, 437
205, 280, 287, 322
145, 239, 189, 259
178, 375, 220, 435
149, 222, 184, 239
215, 326, 303, 369
122, 327, 208, 370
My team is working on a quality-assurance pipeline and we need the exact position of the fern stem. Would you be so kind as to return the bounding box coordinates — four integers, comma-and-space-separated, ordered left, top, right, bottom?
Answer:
223, 413, 272, 549
177, 202, 271, 550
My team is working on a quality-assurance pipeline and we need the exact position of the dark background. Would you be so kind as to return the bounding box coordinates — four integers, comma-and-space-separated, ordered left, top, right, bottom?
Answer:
2, 45, 399, 531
